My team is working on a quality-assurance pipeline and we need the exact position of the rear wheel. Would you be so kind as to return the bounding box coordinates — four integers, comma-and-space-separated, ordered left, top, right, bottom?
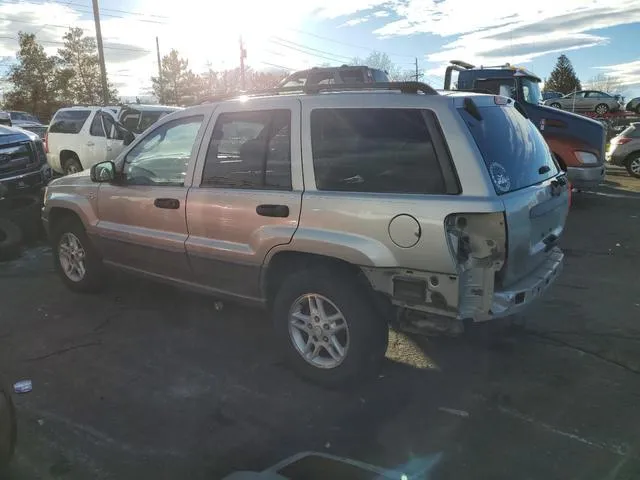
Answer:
52, 217, 105, 292
273, 267, 388, 387
595, 103, 609, 115
63, 156, 83, 175
550, 102, 561, 109
625, 153, 640, 178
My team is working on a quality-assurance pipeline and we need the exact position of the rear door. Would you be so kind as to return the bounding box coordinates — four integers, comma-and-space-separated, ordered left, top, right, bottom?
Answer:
186, 97, 302, 301
458, 99, 569, 286
84, 111, 108, 168
100, 112, 125, 161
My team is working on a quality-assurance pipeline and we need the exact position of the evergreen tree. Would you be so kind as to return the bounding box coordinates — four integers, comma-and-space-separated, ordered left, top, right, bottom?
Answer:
544, 54, 581, 94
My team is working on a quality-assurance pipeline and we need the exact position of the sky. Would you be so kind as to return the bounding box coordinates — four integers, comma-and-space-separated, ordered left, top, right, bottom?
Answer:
0, 0, 639, 101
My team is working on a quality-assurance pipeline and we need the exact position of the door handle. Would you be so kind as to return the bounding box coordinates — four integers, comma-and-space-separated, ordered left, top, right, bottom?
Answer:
256, 204, 289, 218
86, 141, 95, 146
154, 198, 180, 209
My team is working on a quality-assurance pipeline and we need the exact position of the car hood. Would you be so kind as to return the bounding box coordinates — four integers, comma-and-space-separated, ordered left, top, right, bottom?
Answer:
48, 169, 94, 187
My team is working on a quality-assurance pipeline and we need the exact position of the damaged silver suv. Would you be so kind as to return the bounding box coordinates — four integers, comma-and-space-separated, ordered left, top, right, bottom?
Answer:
42, 83, 569, 386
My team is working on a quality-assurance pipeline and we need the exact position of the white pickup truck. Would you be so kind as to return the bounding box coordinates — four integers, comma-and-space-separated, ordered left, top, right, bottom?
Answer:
46, 105, 180, 175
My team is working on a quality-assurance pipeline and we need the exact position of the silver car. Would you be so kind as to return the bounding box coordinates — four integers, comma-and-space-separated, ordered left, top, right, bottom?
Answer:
543, 90, 621, 115
607, 122, 640, 177
42, 85, 569, 386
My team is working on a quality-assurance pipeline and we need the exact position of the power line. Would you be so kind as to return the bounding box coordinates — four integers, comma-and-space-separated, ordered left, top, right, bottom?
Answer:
255, 60, 292, 71
0, 34, 150, 53
271, 36, 353, 61
267, 39, 348, 64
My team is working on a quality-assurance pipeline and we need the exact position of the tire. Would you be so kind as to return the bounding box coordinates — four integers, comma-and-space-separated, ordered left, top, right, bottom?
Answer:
272, 267, 388, 387
63, 156, 83, 175
550, 102, 561, 109
635, 105, 640, 115
52, 217, 105, 293
0, 219, 22, 260
0, 382, 17, 474
625, 153, 640, 179
595, 103, 609, 116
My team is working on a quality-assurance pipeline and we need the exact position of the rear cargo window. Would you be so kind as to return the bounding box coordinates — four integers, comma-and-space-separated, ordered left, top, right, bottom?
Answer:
458, 104, 558, 194
310, 108, 447, 194
49, 110, 91, 134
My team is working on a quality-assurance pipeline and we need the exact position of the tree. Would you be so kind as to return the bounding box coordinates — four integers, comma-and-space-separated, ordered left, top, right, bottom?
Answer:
351, 51, 413, 81
544, 54, 582, 94
4, 33, 61, 120
151, 49, 201, 105
586, 74, 625, 95
58, 27, 118, 104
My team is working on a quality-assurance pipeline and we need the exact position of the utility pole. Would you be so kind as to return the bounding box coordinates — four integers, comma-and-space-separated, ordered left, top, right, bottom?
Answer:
240, 36, 246, 91
156, 36, 163, 102
415, 57, 419, 81
91, 0, 109, 105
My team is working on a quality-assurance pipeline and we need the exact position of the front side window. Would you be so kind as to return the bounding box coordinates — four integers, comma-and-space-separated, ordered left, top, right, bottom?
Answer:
202, 110, 291, 190
520, 78, 542, 104
123, 116, 204, 186
49, 110, 91, 134
310, 108, 446, 194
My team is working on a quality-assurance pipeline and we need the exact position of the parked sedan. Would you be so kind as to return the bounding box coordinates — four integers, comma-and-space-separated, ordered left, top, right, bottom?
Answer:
606, 122, 640, 178
543, 90, 621, 115
626, 97, 640, 114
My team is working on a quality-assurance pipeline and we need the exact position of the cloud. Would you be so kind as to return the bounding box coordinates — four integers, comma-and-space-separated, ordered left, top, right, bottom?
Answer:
339, 17, 370, 27
596, 59, 640, 89
369, 0, 640, 74
372, 10, 390, 18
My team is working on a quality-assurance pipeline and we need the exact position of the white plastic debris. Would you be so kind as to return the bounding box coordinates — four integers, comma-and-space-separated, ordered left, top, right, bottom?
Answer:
324, 442, 331, 449
214, 301, 224, 311
616, 243, 621, 247
438, 407, 469, 418
14, 379, 32, 394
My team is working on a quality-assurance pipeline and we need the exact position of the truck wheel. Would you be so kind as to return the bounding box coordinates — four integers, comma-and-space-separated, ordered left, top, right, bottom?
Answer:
0, 219, 22, 260
550, 102, 561, 109
63, 156, 83, 175
625, 153, 640, 178
0, 382, 17, 474
273, 267, 388, 387
52, 217, 104, 293
594, 103, 609, 115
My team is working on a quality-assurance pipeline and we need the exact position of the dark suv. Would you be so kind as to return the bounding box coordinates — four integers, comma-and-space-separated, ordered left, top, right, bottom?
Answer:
0, 125, 50, 195
279, 66, 390, 88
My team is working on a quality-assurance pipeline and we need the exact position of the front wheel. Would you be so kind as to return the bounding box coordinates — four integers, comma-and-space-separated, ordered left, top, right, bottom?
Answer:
273, 268, 388, 387
550, 102, 561, 109
52, 218, 105, 293
595, 103, 609, 115
625, 153, 640, 178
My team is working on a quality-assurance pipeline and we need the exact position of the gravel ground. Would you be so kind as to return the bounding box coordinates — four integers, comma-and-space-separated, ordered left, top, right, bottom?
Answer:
1, 166, 639, 479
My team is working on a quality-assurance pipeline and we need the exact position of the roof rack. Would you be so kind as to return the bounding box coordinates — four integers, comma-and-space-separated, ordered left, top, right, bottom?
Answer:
198, 81, 438, 105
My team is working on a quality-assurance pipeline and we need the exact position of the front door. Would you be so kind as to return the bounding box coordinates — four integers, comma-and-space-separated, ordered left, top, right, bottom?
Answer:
95, 112, 209, 281
186, 98, 303, 301
100, 112, 126, 162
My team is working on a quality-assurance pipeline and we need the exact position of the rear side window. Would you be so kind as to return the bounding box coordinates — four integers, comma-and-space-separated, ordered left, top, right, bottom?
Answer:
202, 110, 292, 190
458, 104, 558, 194
338, 69, 365, 83
310, 108, 447, 194
49, 110, 91, 134
371, 69, 390, 82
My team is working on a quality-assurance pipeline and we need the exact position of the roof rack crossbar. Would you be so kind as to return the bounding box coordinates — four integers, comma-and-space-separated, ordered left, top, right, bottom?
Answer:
198, 81, 438, 105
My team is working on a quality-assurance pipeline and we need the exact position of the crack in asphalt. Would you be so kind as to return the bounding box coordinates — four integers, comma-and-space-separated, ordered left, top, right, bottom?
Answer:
525, 329, 640, 375
26, 341, 102, 362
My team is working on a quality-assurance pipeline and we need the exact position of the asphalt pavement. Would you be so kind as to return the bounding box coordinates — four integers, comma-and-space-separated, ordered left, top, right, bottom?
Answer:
1, 166, 639, 479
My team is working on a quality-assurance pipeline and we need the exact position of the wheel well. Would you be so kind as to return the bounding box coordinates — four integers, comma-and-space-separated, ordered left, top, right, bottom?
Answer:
264, 251, 372, 306
625, 151, 640, 163
48, 207, 82, 235
60, 150, 81, 169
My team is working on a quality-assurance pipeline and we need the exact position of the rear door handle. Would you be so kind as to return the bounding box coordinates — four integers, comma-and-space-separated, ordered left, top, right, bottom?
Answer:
86, 141, 95, 146
154, 198, 180, 209
256, 204, 289, 218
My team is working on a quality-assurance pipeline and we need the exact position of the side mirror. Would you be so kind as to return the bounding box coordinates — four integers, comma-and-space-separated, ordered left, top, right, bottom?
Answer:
123, 131, 135, 146
90, 160, 116, 183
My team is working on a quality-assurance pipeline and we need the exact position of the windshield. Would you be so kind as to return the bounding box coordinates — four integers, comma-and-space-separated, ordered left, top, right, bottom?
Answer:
521, 77, 542, 104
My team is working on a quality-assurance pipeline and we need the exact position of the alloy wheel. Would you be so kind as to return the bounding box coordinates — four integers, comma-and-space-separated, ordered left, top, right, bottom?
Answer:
288, 293, 350, 369
58, 232, 87, 282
